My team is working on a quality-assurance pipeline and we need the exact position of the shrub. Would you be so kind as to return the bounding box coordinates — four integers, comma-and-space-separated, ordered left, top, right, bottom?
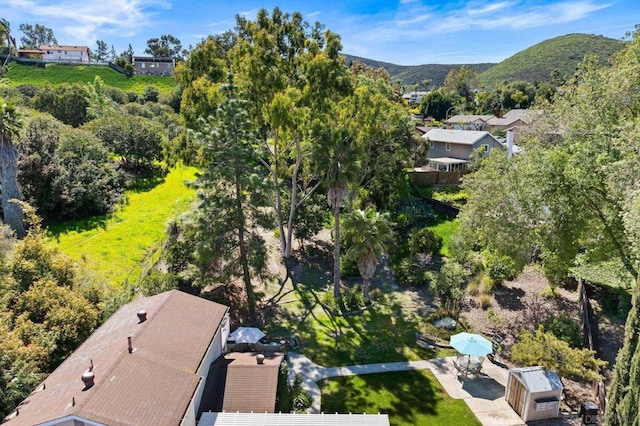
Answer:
142, 86, 160, 103
467, 280, 480, 297
511, 326, 607, 382
408, 227, 443, 256
340, 252, 360, 277
393, 255, 431, 286
479, 274, 495, 294
430, 261, 468, 304
104, 86, 126, 104
543, 314, 582, 348
126, 91, 138, 103
486, 254, 516, 285
480, 294, 492, 310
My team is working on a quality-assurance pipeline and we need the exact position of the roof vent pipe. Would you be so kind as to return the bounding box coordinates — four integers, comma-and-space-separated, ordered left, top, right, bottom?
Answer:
137, 310, 147, 323
82, 370, 95, 390
127, 336, 133, 354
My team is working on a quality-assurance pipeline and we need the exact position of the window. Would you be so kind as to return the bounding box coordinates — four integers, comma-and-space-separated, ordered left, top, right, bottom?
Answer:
429, 140, 434, 149
446, 143, 451, 152
482, 144, 489, 154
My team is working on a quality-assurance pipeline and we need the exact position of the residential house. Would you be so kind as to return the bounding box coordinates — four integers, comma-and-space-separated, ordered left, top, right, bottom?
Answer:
402, 90, 428, 105
40, 45, 91, 63
132, 56, 176, 76
445, 114, 494, 131
4, 290, 230, 426
486, 109, 542, 140
422, 128, 503, 171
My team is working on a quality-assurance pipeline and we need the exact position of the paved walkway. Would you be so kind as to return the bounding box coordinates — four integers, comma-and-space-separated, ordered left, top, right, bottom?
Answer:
288, 352, 525, 426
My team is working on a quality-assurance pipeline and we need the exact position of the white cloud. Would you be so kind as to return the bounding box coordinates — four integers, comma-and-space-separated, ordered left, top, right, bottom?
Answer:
5, 0, 171, 45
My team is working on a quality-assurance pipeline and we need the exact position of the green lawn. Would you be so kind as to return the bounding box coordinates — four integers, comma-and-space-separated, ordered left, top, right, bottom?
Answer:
430, 218, 459, 258
47, 166, 197, 287
6, 63, 177, 93
321, 370, 481, 426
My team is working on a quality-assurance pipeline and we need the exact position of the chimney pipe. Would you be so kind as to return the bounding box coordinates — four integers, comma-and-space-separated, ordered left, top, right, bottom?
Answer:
127, 336, 133, 354
137, 310, 147, 323
90, 359, 93, 372
506, 130, 514, 159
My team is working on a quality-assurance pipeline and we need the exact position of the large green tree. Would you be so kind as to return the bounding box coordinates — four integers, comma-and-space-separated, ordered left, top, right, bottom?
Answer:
190, 79, 270, 324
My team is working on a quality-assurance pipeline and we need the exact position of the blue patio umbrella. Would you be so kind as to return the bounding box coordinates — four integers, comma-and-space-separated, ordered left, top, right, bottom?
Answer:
449, 332, 493, 357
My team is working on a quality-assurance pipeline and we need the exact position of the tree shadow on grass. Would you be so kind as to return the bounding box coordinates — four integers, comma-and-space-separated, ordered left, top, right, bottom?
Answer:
46, 214, 110, 240
124, 168, 167, 193
321, 370, 440, 423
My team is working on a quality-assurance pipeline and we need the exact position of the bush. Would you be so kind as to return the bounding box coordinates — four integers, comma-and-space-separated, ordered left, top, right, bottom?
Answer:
105, 86, 126, 104
430, 262, 468, 304
126, 91, 138, 103
393, 255, 430, 286
142, 86, 160, 103
543, 315, 582, 348
480, 294, 492, 310
408, 227, 443, 256
486, 254, 516, 285
342, 285, 365, 311
340, 252, 360, 277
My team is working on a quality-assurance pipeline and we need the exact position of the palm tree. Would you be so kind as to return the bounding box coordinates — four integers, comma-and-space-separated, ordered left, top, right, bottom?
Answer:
343, 206, 392, 303
0, 98, 25, 237
314, 126, 361, 302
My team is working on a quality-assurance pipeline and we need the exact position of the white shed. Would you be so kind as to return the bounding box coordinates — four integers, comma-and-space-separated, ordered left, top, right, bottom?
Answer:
506, 366, 564, 422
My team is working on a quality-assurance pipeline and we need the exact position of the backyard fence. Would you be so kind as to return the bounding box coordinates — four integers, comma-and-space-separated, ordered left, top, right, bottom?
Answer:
577, 278, 607, 414
411, 170, 464, 186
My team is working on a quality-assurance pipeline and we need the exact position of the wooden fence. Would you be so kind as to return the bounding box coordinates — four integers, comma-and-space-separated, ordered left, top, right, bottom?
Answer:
411, 170, 464, 186
578, 278, 607, 414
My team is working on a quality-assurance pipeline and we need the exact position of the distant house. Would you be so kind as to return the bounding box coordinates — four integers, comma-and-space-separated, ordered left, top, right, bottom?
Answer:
402, 90, 428, 105
486, 109, 543, 138
422, 128, 503, 171
133, 56, 176, 76
4, 290, 231, 426
40, 44, 91, 63
445, 114, 494, 131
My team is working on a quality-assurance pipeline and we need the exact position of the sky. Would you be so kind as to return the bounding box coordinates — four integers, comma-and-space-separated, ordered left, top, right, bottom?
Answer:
2, 0, 638, 65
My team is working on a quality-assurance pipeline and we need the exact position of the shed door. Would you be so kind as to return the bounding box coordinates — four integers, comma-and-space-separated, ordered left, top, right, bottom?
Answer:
507, 376, 526, 416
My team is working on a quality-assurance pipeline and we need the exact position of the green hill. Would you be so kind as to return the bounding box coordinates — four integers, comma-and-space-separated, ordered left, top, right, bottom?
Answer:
4, 62, 177, 93
344, 54, 495, 89
478, 33, 625, 88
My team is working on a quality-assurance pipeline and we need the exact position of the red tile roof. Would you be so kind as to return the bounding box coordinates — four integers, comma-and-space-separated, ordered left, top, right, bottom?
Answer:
4, 290, 228, 426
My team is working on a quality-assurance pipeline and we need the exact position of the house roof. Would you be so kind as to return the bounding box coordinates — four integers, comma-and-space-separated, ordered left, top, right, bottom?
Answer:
207, 352, 283, 414
422, 128, 496, 145
133, 56, 175, 63
445, 114, 493, 124
199, 412, 391, 425
5, 290, 228, 426
40, 44, 90, 52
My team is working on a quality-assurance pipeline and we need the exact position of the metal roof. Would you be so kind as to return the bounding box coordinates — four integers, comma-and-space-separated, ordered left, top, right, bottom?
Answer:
515, 367, 563, 392
199, 412, 391, 426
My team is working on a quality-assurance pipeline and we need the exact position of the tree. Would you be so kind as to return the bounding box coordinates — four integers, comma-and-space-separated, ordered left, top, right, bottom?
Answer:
145, 34, 183, 59
419, 88, 456, 120
0, 98, 24, 238
512, 326, 606, 382
93, 40, 109, 63
343, 206, 392, 303
443, 65, 479, 104
190, 78, 271, 324
33, 84, 89, 127
18, 23, 57, 48
312, 125, 361, 301
0, 19, 16, 55
84, 112, 165, 170
85, 76, 114, 119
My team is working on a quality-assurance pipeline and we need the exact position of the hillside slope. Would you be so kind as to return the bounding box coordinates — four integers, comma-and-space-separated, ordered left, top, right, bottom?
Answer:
479, 33, 624, 88
4, 62, 177, 93
344, 54, 495, 88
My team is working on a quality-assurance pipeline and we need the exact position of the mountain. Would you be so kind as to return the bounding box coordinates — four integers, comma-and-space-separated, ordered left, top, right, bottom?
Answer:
343, 54, 495, 89
478, 33, 625, 88
345, 33, 625, 90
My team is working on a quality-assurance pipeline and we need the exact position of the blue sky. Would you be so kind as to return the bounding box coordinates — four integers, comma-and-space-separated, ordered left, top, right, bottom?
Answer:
3, 0, 637, 65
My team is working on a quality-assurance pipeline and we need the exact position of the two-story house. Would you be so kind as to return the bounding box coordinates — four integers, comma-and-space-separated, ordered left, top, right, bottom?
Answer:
40, 45, 91, 63
422, 128, 504, 171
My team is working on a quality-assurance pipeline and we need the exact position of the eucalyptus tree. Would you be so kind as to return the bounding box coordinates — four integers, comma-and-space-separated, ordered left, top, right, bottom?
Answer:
231, 8, 351, 259
0, 98, 24, 237
343, 206, 392, 303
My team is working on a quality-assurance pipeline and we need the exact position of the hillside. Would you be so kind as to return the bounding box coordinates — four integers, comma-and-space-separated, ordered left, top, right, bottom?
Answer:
4, 62, 177, 93
478, 33, 625, 88
344, 54, 495, 88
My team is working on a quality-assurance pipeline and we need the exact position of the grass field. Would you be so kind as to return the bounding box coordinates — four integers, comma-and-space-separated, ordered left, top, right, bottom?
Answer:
5, 62, 177, 93
430, 218, 459, 258
321, 370, 481, 426
48, 166, 197, 287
